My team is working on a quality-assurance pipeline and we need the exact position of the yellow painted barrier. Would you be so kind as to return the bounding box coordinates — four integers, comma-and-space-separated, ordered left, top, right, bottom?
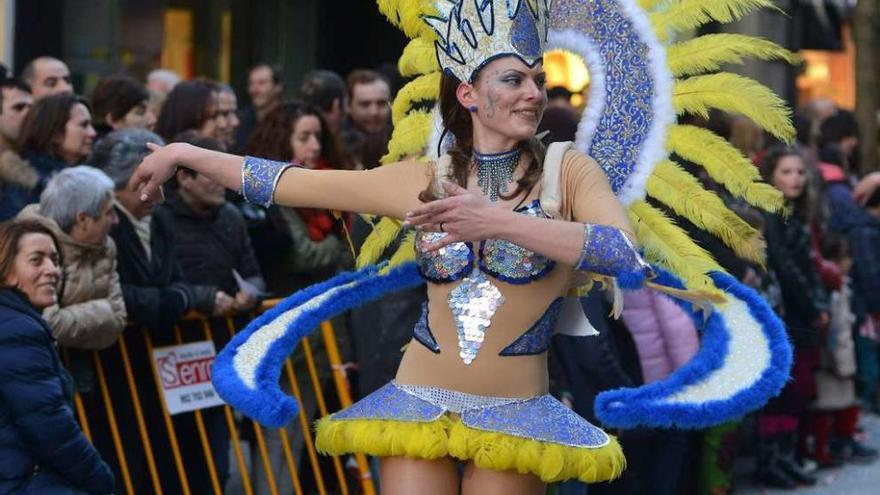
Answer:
67, 300, 377, 495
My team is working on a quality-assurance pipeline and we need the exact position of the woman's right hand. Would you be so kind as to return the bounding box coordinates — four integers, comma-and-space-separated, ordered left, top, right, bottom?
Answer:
132, 142, 187, 204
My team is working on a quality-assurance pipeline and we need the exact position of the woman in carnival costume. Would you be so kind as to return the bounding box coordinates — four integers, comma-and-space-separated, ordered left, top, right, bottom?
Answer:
134, 0, 799, 492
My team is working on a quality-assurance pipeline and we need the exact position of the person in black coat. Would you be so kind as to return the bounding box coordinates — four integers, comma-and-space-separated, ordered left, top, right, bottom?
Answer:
0, 219, 114, 494
89, 128, 217, 333
758, 146, 829, 487
89, 128, 217, 494
155, 132, 265, 314
153, 133, 267, 490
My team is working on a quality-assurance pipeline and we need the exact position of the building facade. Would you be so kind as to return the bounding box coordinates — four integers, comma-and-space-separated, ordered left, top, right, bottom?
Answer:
7, 0, 407, 100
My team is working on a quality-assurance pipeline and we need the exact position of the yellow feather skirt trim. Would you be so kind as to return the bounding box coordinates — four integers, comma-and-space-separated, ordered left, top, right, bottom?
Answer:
315, 415, 625, 483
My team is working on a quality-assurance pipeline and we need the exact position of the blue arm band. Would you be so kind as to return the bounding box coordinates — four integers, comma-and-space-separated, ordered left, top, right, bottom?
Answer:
576, 223, 653, 288
241, 156, 294, 207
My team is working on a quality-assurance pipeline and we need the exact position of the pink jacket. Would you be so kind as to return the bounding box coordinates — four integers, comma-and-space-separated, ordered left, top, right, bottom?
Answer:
622, 289, 700, 384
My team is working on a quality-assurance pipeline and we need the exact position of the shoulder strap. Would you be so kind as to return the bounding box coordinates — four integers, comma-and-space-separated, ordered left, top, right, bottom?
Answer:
540, 141, 573, 219
428, 154, 453, 198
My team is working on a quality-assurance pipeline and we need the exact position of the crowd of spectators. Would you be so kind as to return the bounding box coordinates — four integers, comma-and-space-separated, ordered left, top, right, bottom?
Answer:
0, 54, 879, 495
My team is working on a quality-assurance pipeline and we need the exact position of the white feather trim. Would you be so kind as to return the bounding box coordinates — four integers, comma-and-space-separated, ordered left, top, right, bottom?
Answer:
547, 29, 606, 153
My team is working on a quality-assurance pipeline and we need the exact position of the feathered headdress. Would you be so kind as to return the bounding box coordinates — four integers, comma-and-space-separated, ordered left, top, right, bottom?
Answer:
425, 0, 551, 82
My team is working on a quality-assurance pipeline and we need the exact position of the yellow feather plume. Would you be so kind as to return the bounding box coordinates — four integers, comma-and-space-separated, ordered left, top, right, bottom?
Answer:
383, 110, 434, 164
397, 0, 440, 40
673, 73, 795, 141
628, 200, 722, 294
399, 38, 441, 77
667, 34, 800, 77
392, 72, 441, 125
376, 0, 403, 27
667, 125, 784, 212
356, 217, 405, 268
651, 0, 777, 36
382, 232, 417, 272
648, 160, 766, 264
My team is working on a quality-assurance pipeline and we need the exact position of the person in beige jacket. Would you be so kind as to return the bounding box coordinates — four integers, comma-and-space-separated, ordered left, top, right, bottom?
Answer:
17, 165, 126, 351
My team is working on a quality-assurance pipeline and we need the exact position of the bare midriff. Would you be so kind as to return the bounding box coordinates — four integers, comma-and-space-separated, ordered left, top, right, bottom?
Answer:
395, 263, 573, 398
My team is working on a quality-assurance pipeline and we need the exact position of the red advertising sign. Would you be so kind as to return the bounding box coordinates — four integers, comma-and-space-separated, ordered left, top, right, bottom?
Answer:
152, 341, 225, 414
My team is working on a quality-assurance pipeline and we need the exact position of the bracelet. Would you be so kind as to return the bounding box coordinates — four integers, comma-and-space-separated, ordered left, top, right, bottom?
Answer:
576, 223, 653, 286
241, 156, 293, 207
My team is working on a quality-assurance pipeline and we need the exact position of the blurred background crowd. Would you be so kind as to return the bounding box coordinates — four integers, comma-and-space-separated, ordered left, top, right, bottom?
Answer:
1, 1, 880, 494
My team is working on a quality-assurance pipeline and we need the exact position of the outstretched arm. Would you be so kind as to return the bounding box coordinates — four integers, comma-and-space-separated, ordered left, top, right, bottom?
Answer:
133, 142, 429, 219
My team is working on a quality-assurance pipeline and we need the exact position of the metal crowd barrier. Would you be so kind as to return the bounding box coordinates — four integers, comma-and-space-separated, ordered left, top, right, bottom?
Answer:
66, 299, 377, 495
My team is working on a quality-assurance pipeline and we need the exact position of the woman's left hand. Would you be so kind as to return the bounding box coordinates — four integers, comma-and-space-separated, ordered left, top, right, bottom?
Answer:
404, 181, 506, 250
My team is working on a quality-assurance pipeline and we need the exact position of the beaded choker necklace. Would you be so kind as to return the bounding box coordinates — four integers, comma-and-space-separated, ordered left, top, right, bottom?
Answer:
473, 147, 521, 202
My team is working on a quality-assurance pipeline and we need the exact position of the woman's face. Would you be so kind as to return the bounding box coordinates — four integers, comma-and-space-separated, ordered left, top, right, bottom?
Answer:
70, 198, 118, 246
112, 101, 156, 131
4, 233, 60, 309
771, 154, 807, 200
461, 57, 547, 145
290, 115, 322, 168
199, 93, 229, 141
58, 103, 97, 164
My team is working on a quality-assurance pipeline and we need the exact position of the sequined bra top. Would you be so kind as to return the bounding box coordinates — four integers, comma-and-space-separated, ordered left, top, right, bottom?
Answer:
415, 199, 556, 285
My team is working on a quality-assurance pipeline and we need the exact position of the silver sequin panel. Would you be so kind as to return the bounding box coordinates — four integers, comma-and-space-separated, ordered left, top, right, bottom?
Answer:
397, 381, 523, 413
449, 270, 505, 365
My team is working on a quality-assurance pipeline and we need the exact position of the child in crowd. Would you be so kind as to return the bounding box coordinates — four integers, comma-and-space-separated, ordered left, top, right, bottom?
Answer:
807, 234, 877, 467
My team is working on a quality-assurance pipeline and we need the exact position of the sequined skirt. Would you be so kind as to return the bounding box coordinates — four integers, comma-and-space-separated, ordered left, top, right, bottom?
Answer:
315, 381, 625, 483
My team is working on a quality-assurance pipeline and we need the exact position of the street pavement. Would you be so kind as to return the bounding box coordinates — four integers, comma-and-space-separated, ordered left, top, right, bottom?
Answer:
737, 411, 880, 495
